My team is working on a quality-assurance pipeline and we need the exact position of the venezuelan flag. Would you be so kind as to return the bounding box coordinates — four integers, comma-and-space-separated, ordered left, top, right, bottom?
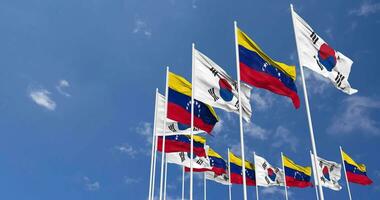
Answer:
342, 150, 373, 185
157, 135, 206, 157
186, 148, 227, 175
237, 28, 300, 109
167, 72, 219, 133
229, 152, 256, 186
283, 155, 312, 188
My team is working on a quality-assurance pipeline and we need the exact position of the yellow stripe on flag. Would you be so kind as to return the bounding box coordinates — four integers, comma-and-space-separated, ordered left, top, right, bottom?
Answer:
283, 155, 311, 176
237, 28, 296, 81
229, 152, 254, 170
342, 150, 367, 172
208, 148, 222, 159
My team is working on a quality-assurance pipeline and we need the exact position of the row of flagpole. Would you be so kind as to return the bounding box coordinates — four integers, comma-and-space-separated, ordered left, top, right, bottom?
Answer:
147, 4, 364, 200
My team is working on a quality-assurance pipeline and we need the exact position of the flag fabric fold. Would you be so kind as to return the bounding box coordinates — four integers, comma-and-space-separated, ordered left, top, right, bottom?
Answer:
254, 154, 285, 187
229, 151, 256, 186
237, 27, 300, 109
291, 8, 357, 95
167, 72, 219, 133
342, 150, 373, 185
166, 146, 211, 169
155, 92, 204, 136
283, 155, 312, 188
311, 153, 342, 191
157, 135, 206, 157
193, 48, 252, 122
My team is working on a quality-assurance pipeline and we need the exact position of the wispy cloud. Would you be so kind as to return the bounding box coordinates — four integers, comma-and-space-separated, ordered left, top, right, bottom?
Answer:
83, 176, 100, 191
124, 176, 141, 184
349, 1, 380, 16
133, 19, 152, 37
328, 96, 380, 136
136, 122, 153, 144
250, 90, 275, 111
302, 68, 330, 95
29, 88, 56, 111
261, 187, 293, 197
56, 79, 71, 97
114, 143, 138, 158
244, 122, 269, 140
272, 126, 298, 152
191, 0, 198, 9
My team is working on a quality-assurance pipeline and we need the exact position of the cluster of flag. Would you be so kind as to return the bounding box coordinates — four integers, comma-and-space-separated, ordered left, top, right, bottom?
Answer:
148, 5, 371, 200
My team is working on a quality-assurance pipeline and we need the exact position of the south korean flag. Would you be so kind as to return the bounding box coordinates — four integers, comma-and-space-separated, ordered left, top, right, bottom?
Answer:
311, 153, 342, 191
255, 154, 285, 187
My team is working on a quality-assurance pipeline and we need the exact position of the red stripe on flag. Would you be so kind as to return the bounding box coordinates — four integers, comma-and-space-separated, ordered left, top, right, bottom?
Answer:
285, 176, 312, 188
230, 173, 256, 186
156, 137, 206, 157
347, 171, 373, 185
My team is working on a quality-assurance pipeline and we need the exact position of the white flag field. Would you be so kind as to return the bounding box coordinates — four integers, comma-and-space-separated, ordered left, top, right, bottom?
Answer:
166, 151, 211, 169
254, 154, 285, 187
311, 153, 342, 191
292, 9, 357, 95
193, 48, 252, 122
206, 171, 230, 185
155, 92, 203, 136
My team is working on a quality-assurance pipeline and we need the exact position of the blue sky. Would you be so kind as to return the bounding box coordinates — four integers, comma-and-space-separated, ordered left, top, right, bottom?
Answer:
0, 0, 379, 199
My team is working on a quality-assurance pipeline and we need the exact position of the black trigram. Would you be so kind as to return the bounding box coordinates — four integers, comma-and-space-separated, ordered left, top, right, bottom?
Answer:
208, 88, 219, 101
310, 32, 319, 44
234, 100, 240, 110
262, 162, 267, 170
196, 159, 204, 165
335, 72, 345, 88
265, 176, 271, 184
209, 67, 219, 76
179, 152, 186, 162
168, 124, 177, 132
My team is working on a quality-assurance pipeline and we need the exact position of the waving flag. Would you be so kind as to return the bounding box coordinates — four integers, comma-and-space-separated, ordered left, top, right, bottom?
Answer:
193, 48, 252, 122
155, 92, 204, 136
237, 27, 300, 109
283, 155, 312, 188
166, 146, 211, 169
342, 150, 373, 185
291, 8, 357, 95
254, 154, 285, 187
157, 135, 206, 157
311, 153, 342, 191
229, 152, 256, 186
167, 72, 219, 133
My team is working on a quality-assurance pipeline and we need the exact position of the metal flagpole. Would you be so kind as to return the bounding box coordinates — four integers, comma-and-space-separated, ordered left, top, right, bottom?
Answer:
290, 4, 324, 200
149, 89, 159, 200
151, 132, 158, 200
310, 151, 320, 200
340, 146, 353, 200
190, 43, 195, 200
234, 20, 248, 200
281, 153, 289, 200
228, 148, 232, 200
163, 155, 168, 200
253, 152, 259, 200
204, 172, 207, 200
182, 166, 185, 200
159, 67, 169, 200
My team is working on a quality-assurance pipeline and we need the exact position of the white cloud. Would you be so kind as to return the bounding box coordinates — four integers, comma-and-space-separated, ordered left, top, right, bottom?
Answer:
328, 96, 380, 135
115, 143, 138, 158
124, 177, 141, 184
83, 176, 100, 191
212, 119, 224, 135
250, 90, 275, 111
136, 122, 153, 144
350, 1, 380, 16
324, 28, 334, 40
244, 122, 269, 140
133, 19, 152, 37
272, 126, 298, 152
261, 187, 292, 197
56, 79, 71, 97
301, 68, 330, 95
29, 88, 56, 111
191, 0, 198, 9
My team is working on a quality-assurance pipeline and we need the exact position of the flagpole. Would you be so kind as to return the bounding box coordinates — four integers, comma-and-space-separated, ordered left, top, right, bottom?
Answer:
290, 4, 324, 200
310, 151, 320, 200
253, 152, 259, 200
204, 172, 207, 200
182, 166, 185, 200
163, 155, 168, 200
228, 148, 232, 200
281, 152, 289, 200
340, 146, 353, 200
148, 88, 159, 200
151, 131, 158, 200
234, 20, 248, 200
190, 42, 195, 200
159, 67, 169, 200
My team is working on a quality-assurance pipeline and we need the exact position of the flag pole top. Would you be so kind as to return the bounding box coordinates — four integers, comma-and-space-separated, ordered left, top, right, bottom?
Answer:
290, 4, 293, 10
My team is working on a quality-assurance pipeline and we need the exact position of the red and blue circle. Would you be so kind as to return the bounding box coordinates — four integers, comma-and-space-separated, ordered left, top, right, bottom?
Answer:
317, 43, 337, 71
322, 166, 330, 181
218, 78, 234, 102
267, 168, 277, 182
